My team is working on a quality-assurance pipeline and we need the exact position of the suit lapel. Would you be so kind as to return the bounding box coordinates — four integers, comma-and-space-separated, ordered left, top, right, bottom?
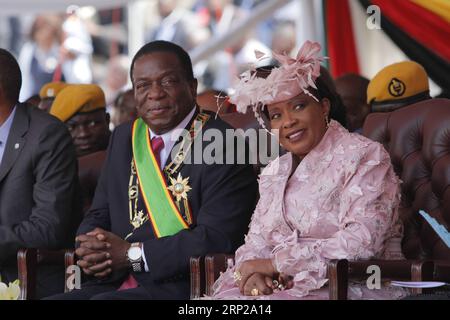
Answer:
0, 104, 28, 183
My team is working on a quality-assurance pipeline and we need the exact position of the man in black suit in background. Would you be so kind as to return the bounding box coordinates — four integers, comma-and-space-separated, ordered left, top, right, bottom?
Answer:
48, 41, 258, 300
0, 48, 80, 298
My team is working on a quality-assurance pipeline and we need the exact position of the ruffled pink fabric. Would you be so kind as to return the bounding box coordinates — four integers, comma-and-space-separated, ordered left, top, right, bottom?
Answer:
210, 121, 409, 300
229, 41, 324, 114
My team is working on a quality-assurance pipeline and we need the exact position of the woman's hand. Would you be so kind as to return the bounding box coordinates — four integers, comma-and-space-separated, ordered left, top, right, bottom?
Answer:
272, 273, 295, 291
242, 273, 273, 296
236, 259, 276, 293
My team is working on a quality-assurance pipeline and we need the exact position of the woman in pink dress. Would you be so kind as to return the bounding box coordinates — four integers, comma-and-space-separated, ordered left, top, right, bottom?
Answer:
211, 41, 408, 300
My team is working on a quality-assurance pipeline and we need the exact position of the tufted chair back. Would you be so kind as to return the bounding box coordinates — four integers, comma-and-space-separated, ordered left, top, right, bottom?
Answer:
362, 98, 450, 261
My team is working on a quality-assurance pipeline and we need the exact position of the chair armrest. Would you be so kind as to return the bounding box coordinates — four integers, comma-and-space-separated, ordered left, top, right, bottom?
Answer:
189, 254, 235, 299
190, 256, 205, 299
205, 254, 235, 296
64, 249, 76, 293
349, 259, 434, 295
346, 259, 434, 281
327, 259, 348, 300
17, 248, 37, 300
433, 261, 450, 282
327, 259, 435, 299
17, 248, 76, 299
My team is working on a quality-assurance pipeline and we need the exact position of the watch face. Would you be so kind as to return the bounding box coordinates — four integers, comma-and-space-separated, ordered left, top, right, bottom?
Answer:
128, 246, 142, 260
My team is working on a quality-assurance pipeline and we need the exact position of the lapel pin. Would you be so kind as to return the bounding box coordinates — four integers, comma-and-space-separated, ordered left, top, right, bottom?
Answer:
14, 143, 20, 149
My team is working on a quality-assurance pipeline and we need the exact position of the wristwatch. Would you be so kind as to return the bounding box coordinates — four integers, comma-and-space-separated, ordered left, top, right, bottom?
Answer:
126, 242, 143, 272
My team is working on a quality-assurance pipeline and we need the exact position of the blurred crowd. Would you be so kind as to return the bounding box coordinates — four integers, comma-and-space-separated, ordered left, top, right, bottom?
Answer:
0, 0, 301, 119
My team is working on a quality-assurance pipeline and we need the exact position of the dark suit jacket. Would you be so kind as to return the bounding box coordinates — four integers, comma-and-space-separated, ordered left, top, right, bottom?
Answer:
0, 104, 80, 267
78, 109, 258, 299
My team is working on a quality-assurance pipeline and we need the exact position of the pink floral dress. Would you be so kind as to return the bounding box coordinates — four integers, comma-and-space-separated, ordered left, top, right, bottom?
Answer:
211, 120, 409, 300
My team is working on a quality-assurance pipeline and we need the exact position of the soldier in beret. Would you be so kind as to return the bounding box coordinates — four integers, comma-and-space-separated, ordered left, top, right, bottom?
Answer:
38, 81, 68, 112
367, 61, 431, 112
50, 84, 110, 157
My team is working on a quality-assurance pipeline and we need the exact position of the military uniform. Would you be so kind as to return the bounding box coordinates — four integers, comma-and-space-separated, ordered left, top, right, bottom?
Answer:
367, 61, 431, 112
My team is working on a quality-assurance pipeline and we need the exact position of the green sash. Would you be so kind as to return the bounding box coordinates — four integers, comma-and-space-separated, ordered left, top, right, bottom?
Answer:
132, 118, 188, 238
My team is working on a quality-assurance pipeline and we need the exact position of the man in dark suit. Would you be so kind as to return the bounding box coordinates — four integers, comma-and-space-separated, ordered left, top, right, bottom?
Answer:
0, 48, 80, 298
48, 41, 258, 300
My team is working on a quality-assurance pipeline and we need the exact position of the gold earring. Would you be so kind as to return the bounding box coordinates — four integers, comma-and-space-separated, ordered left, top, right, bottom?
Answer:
324, 114, 330, 129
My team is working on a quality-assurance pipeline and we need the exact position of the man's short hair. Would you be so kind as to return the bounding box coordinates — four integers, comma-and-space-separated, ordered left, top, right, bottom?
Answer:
0, 48, 22, 103
130, 40, 194, 83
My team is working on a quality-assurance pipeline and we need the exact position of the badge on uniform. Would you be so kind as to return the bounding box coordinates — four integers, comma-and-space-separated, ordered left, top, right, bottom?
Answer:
167, 173, 192, 202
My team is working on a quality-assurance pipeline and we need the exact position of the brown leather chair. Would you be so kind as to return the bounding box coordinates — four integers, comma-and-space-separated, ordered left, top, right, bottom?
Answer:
362, 99, 450, 271
17, 248, 75, 299
219, 111, 258, 131
324, 98, 450, 299
219, 111, 280, 175
197, 90, 233, 115
190, 99, 450, 300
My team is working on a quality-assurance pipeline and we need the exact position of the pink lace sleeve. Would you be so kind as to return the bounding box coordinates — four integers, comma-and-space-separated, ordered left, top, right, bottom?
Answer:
211, 173, 276, 296
234, 176, 275, 265
271, 143, 401, 297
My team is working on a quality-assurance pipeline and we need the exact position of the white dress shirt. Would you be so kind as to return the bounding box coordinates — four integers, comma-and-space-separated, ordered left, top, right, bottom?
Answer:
0, 106, 17, 166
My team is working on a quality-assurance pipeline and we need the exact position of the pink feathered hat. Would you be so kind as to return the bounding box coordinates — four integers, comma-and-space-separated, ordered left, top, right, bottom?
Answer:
229, 41, 325, 118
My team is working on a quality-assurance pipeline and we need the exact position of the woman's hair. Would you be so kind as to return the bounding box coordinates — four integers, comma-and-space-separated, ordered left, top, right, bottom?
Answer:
312, 75, 347, 127
29, 15, 63, 43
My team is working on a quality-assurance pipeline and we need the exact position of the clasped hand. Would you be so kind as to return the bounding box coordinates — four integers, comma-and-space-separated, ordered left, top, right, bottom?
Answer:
235, 259, 294, 296
75, 228, 131, 278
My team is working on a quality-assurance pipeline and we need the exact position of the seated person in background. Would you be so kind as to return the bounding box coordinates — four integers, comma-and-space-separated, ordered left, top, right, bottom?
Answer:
211, 41, 408, 300
0, 48, 80, 298
46, 40, 258, 300
38, 81, 68, 112
110, 89, 137, 129
50, 84, 111, 214
367, 61, 431, 112
50, 84, 111, 157
335, 73, 370, 133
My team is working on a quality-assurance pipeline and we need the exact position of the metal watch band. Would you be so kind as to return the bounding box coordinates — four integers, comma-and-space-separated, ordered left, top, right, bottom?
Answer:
132, 261, 142, 272
128, 242, 143, 272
